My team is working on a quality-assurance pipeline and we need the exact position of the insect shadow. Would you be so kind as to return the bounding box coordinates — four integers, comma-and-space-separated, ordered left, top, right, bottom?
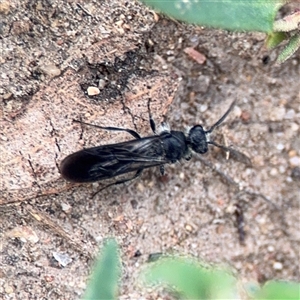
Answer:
60, 100, 243, 196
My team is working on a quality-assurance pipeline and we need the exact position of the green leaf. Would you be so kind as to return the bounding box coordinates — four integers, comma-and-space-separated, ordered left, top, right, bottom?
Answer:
277, 34, 300, 64
256, 280, 300, 299
142, 257, 237, 299
266, 32, 287, 49
142, 0, 285, 33
82, 239, 121, 300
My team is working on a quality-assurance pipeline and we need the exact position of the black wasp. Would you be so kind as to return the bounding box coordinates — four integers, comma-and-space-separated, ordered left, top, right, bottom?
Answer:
60, 100, 236, 191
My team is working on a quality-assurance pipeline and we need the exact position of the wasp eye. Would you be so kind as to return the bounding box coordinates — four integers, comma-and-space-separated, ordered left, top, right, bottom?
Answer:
188, 125, 208, 154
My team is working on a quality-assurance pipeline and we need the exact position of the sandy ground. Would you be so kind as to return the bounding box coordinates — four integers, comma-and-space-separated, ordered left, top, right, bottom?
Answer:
1, 0, 299, 299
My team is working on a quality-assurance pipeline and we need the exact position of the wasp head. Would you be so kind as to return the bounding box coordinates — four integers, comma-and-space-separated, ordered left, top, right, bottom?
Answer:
188, 125, 208, 154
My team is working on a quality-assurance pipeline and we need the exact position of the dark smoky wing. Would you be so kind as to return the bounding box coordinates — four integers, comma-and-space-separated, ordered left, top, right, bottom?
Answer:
60, 136, 168, 183
111, 136, 167, 162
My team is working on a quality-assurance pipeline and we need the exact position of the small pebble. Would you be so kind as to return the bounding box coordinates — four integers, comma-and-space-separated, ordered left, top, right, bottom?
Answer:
40, 64, 61, 77
199, 104, 208, 112
288, 150, 297, 157
270, 168, 278, 176
98, 79, 106, 89
0, 1, 10, 14
240, 110, 251, 122
273, 262, 283, 270
185, 224, 192, 231
4, 283, 14, 294
290, 122, 299, 132
53, 252, 72, 267
289, 156, 300, 167
87, 86, 100, 96
269, 106, 286, 121
284, 109, 295, 119
276, 143, 284, 151
61, 202, 72, 213
279, 165, 286, 174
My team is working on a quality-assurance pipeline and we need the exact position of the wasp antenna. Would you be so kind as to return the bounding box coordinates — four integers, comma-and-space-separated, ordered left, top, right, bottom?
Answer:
206, 100, 236, 133
208, 140, 231, 151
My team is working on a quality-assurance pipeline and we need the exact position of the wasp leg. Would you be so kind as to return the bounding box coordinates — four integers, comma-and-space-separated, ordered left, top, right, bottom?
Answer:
92, 168, 144, 197
160, 165, 165, 175
208, 141, 252, 166
72, 119, 141, 139
147, 98, 157, 134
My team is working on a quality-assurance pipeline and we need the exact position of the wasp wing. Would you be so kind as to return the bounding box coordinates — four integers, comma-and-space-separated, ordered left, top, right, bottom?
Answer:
60, 135, 169, 183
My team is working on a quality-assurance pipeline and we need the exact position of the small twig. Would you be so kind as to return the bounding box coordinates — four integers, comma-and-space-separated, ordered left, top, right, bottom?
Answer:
25, 205, 94, 259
